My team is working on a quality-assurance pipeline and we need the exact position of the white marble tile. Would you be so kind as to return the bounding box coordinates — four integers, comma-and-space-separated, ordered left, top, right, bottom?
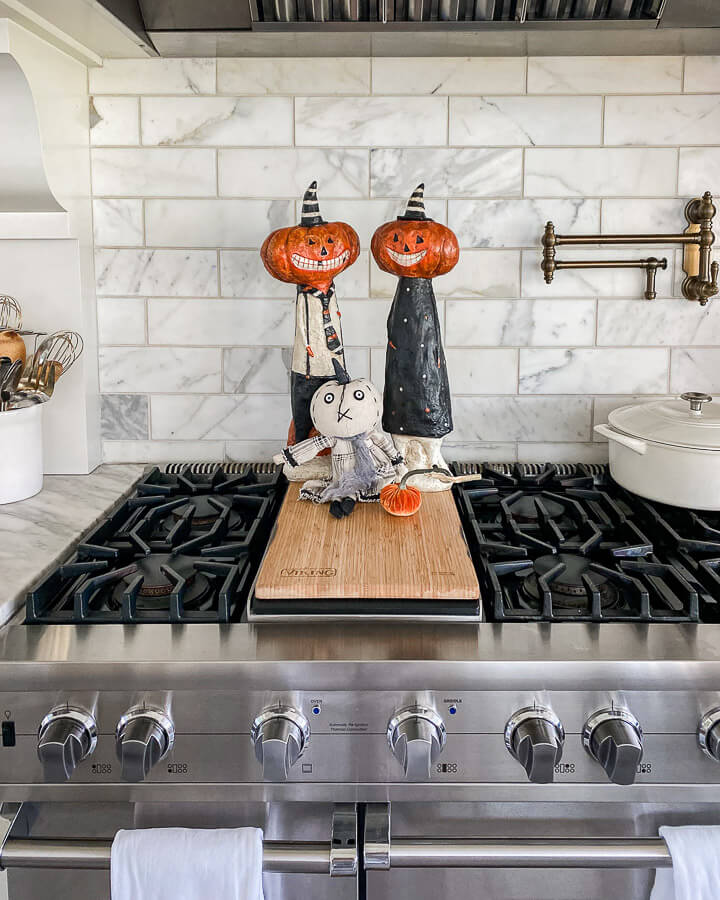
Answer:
442, 442, 517, 463
89, 97, 139, 146
148, 298, 294, 346
219, 149, 369, 198
449, 198, 599, 248
306, 198, 445, 248
218, 58, 369, 95
93, 199, 143, 247
141, 97, 293, 147
221, 250, 369, 298
452, 396, 592, 442
92, 148, 216, 197
97, 298, 146, 344
372, 57, 525, 95
99, 346, 221, 393
679, 149, 720, 196
445, 348, 518, 394
521, 248, 673, 298
605, 95, 720, 146
96, 249, 218, 297
598, 300, 720, 346
226, 441, 287, 462
445, 299, 596, 347
601, 199, 687, 236
145, 199, 294, 248
519, 348, 668, 395
371, 148, 521, 199
103, 440, 225, 463
525, 149, 678, 197
223, 347, 290, 393
295, 97, 447, 147
90, 59, 216, 95
101, 394, 148, 440
371, 250, 519, 299
517, 442, 608, 464
528, 56, 682, 95
343, 347, 371, 380
151, 394, 290, 440
671, 349, 720, 393
450, 96, 601, 147
592, 396, 670, 440
342, 300, 398, 347
684, 57, 720, 93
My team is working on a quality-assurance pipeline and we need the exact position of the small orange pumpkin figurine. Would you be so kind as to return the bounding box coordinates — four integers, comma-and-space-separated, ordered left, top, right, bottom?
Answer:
380, 471, 424, 517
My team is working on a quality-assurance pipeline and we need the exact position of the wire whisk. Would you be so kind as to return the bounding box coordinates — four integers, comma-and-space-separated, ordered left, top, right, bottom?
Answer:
33, 330, 83, 378
0, 296, 23, 331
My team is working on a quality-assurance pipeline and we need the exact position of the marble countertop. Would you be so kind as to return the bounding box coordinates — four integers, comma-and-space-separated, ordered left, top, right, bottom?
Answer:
0, 465, 145, 627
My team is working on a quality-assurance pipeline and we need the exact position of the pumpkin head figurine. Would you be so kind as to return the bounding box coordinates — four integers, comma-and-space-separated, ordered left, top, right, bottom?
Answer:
371, 185, 460, 493
260, 183, 361, 477
261, 181, 360, 295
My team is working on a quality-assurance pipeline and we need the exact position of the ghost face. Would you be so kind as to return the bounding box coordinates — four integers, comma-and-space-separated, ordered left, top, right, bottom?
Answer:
310, 377, 382, 439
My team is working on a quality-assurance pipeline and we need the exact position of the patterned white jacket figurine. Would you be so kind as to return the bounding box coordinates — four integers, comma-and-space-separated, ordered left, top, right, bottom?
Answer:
273, 359, 406, 519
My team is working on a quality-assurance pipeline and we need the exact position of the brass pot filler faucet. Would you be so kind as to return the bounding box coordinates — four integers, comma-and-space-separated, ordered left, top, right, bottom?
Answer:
542, 191, 719, 304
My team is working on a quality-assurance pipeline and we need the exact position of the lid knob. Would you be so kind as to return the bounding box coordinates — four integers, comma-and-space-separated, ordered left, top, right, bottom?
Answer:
681, 392, 713, 414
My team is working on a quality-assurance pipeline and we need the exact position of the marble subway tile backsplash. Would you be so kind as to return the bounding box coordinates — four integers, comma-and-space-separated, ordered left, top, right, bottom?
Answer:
91, 55, 720, 464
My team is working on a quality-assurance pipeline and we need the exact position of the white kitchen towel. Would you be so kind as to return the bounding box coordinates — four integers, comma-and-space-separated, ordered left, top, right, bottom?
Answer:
650, 825, 720, 900
111, 827, 264, 900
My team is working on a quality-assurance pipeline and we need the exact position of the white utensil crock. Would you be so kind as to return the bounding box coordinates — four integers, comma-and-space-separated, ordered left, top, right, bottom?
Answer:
0, 404, 43, 503
594, 391, 720, 510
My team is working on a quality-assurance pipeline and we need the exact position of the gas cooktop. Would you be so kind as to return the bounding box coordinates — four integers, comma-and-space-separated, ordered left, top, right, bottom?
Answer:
23, 461, 720, 625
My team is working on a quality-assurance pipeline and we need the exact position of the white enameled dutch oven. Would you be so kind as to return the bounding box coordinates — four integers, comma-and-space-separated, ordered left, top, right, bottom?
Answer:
595, 392, 720, 510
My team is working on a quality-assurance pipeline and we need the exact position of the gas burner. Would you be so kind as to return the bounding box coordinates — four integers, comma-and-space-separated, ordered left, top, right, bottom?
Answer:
500, 494, 566, 523
522, 553, 619, 612
109, 554, 212, 611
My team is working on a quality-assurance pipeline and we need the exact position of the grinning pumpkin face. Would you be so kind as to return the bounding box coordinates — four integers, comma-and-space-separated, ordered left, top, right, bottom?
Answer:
261, 221, 360, 294
310, 375, 382, 440
371, 218, 459, 280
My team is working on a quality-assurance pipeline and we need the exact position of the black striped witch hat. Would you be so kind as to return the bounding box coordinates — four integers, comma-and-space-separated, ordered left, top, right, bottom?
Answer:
398, 183, 430, 221
300, 180, 326, 227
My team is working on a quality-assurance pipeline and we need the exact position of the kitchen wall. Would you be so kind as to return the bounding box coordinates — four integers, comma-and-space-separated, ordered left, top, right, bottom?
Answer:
90, 55, 720, 466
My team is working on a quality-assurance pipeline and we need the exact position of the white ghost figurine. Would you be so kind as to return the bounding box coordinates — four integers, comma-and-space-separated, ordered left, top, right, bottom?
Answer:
274, 359, 406, 518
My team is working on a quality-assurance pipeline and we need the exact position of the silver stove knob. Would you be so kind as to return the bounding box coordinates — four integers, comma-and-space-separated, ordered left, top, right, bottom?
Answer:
251, 706, 310, 782
116, 706, 175, 783
37, 706, 97, 782
387, 706, 446, 780
505, 706, 565, 784
583, 708, 643, 785
698, 707, 720, 761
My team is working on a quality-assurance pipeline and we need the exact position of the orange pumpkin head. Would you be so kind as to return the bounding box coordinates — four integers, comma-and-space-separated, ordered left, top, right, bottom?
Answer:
261, 181, 360, 294
371, 184, 459, 280
380, 473, 423, 517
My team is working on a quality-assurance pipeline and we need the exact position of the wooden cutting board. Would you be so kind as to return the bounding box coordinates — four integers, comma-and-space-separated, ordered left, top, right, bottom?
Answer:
255, 483, 480, 600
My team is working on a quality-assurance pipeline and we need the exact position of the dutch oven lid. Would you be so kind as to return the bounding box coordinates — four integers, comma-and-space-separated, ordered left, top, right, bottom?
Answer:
608, 392, 720, 451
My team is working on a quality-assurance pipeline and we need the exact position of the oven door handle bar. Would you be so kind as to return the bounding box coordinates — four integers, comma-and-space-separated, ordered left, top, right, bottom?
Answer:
363, 803, 671, 870
0, 802, 358, 877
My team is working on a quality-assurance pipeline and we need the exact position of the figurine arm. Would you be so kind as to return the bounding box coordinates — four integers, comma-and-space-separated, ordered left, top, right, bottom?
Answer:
369, 430, 403, 465
274, 434, 334, 467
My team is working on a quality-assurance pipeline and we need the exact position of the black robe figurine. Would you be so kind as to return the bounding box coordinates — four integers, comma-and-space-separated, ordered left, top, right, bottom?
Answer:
371, 184, 460, 492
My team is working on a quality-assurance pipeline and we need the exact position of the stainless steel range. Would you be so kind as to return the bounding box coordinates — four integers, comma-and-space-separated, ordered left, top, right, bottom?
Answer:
2, 461, 720, 900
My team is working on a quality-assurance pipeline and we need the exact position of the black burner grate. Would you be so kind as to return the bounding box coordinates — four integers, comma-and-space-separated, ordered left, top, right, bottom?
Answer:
453, 462, 704, 623
26, 464, 285, 624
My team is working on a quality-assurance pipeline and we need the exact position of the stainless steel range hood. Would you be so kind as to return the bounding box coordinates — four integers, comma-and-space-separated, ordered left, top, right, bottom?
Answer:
96, 0, 720, 56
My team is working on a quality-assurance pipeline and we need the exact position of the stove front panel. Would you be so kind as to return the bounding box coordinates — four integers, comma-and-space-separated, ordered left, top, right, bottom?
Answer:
2, 688, 720, 798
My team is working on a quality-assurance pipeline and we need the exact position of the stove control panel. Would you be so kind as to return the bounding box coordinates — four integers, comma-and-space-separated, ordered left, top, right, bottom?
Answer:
37, 706, 97, 782
115, 706, 175, 783
582, 708, 644, 785
251, 706, 310, 782
504, 706, 565, 784
387, 706, 446, 780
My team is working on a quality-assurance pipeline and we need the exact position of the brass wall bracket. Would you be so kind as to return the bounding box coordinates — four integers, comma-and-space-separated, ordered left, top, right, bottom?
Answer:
541, 191, 718, 304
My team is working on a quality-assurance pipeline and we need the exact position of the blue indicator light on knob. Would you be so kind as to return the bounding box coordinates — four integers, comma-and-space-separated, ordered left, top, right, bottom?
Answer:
312, 706, 321, 715
449, 706, 457, 715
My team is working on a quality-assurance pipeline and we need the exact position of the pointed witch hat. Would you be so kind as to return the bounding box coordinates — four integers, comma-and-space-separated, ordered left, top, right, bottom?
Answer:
398, 183, 431, 221
300, 180, 326, 227
332, 357, 351, 384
